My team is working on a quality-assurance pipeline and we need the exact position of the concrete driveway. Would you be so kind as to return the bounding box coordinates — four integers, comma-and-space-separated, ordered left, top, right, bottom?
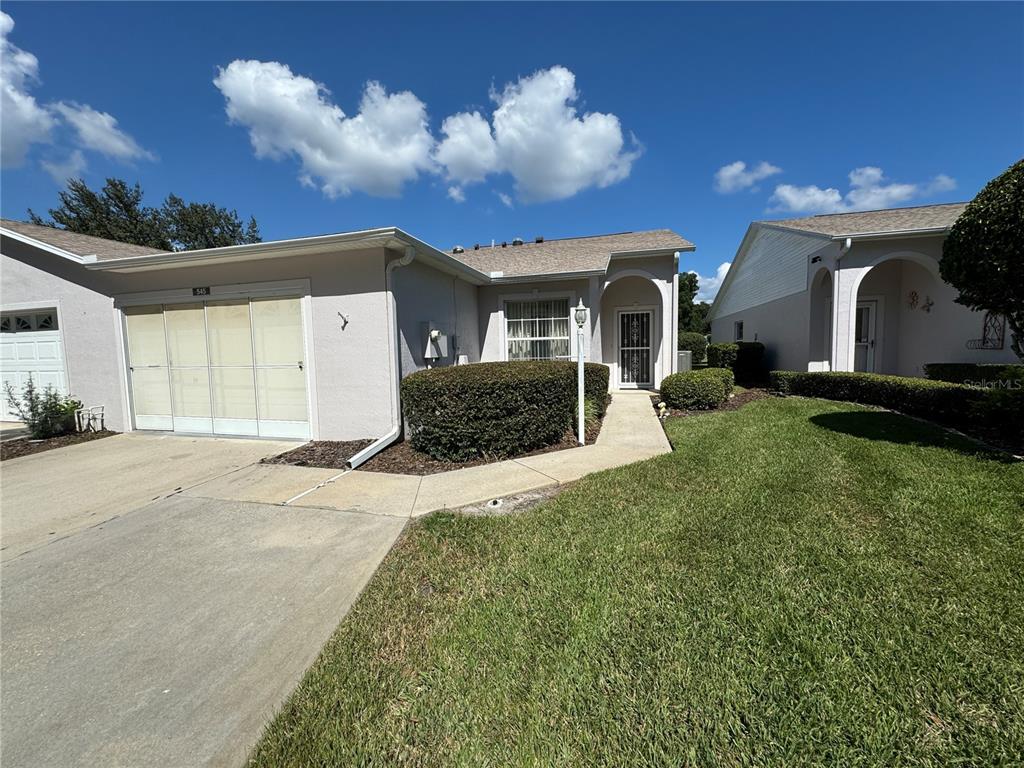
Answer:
1, 432, 297, 561
1, 435, 406, 767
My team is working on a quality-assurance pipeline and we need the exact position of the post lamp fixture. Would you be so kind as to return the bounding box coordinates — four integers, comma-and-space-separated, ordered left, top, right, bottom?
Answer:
575, 299, 587, 445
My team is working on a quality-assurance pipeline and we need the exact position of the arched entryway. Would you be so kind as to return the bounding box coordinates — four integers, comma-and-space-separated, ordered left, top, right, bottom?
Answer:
600, 273, 667, 389
850, 252, 942, 375
809, 267, 832, 370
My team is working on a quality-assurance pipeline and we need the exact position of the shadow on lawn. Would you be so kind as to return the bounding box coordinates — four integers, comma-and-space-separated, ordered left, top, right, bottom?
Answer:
809, 410, 1018, 463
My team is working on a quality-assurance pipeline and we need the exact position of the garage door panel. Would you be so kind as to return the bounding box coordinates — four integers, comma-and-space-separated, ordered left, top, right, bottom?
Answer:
211, 368, 257, 419
252, 298, 303, 367
165, 304, 208, 367
125, 306, 168, 367
207, 301, 253, 367
1, 314, 67, 420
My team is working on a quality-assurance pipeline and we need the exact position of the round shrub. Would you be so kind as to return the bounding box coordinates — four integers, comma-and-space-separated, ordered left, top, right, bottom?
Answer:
707, 342, 738, 370
401, 361, 609, 461
659, 368, 730, 410
679, 332, 708, 364
707, 366, 735, 398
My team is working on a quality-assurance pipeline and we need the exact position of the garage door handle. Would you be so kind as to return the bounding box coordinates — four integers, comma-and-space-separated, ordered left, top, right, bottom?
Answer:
297, 361, 303, 370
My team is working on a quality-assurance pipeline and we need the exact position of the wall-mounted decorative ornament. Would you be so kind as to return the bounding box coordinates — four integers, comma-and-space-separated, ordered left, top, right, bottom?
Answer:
338, 312, 350, 330
922, 296, 934, 313
907, 290, 919, 310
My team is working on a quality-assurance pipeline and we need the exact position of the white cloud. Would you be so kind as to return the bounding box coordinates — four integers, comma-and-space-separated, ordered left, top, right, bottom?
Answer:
769, 166, 957, 214
52, 102, 154, 162
447, 185, 466, 203
0, 11, 55, 166
1, 11, 154, 178
714, 160, 782, 193
213, 59, 435, 198
497, 191, 513, 208
436, 65, 641, 203
690, 262, 732, 302
41, 149, 86, 184
435, 111, 497, 201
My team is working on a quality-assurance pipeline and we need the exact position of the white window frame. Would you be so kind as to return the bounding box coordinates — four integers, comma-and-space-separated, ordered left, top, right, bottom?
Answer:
498, 290, 578, 362
734, 321, 744, 341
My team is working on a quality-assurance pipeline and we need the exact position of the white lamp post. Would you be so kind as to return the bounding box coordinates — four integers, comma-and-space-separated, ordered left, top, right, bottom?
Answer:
574, 298, 587, 445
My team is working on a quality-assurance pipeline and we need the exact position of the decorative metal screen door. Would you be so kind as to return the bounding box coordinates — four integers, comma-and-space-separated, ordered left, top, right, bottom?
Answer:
618, 310, 653, 387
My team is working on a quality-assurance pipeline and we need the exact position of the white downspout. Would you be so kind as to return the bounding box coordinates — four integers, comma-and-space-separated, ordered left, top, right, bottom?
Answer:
347, 245, 415, 469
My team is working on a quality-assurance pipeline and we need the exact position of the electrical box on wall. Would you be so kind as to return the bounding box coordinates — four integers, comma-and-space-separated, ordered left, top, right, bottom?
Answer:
422, 321, 449, 360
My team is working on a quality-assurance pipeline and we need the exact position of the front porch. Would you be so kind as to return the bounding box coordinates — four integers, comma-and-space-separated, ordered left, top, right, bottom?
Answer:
807, 242, 1008, 378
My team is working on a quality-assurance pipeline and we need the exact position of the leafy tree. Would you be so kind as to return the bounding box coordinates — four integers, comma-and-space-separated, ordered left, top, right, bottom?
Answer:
29, 178, 169, 249
162, 194, 261, 251
941, 159, 1024, 361
678, 272, 712, 343
28, 177, 261, 252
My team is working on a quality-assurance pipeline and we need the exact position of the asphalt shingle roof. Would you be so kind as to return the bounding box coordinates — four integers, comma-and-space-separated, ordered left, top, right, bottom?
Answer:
0, 219, 168, 260
450, 229, 694, 278
760, 202, 968, 238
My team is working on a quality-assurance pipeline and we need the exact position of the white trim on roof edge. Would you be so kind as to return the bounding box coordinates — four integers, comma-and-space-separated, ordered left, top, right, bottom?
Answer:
0, 227, 98, 264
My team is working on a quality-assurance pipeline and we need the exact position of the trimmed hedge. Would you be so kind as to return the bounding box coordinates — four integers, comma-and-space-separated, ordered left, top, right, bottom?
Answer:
678, 332, 708, 365
707, 341, 767, 382
923, 362, 1024, 386
734, 341, 767, 382
660, 367, 733, 410
401, 361, 610, 461
769, 370, 1022, 449
707, 343, 737, 370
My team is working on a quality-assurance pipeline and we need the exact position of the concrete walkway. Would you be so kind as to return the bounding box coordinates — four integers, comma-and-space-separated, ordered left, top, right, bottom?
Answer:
185, 391, 671, 518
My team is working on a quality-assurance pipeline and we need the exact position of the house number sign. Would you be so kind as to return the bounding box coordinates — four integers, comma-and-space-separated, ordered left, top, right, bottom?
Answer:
192, 287, 211, 296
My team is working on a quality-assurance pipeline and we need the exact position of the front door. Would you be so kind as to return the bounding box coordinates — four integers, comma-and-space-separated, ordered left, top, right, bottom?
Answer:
853, 300, 877, 372
618, 310, 653, 388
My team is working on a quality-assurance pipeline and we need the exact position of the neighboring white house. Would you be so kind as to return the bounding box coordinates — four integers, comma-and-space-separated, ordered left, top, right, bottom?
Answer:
1, 221, 692, 446
707, 203, 1017, 377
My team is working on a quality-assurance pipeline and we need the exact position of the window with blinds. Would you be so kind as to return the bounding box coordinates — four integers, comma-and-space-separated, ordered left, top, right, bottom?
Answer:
505, 298, 571, 360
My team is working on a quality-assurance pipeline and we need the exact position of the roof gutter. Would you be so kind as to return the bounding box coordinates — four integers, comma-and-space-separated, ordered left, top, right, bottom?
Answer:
82, 226, 490, 284
346, 245, 416, 470
832, 226, 950, 242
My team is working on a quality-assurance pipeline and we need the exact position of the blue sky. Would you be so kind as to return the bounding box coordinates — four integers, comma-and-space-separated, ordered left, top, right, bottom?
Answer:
2, 1, 1021, 299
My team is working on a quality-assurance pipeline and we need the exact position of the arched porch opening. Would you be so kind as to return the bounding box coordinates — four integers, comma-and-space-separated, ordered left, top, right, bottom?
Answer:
852, 254, 942, 375
600, 274, 665, 389
808, 267, 832, 370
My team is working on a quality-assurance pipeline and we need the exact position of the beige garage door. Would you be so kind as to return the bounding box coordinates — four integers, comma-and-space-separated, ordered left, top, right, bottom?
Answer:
125, 298, 309, 439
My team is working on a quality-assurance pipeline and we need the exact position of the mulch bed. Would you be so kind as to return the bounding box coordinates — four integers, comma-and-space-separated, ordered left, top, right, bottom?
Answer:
265, 418, 604, 476
262, 439, 372, 468
0, 430, 117, 461
653, 387, 772, 418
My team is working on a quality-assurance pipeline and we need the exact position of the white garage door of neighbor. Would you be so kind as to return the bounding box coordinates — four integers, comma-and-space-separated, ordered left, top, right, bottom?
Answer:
124, 297, 310, 439
1, 309, 67, 421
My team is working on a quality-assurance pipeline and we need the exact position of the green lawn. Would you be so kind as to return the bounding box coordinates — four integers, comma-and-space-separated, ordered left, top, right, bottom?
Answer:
251, 397, 1024, 767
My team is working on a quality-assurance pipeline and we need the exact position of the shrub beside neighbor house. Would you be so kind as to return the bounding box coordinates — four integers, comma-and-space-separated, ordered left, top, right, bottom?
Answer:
660, 367, 734, 410
923, 363, 1024, 386
769, 370, 1022, 448
707, 341, 767, 383
706, 343, 737, 371
678, 332, 708, 365
401, 361, 610, 461
4, 378, 81, 439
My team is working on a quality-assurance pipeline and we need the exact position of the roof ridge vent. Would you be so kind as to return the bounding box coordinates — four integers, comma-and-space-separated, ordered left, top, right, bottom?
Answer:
512, 237, 524, 246
535, 236, 544, 243
452, 245, 465, 254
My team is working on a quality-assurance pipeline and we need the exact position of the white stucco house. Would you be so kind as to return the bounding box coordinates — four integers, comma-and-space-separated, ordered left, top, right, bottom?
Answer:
1, 220, 692, 454
707, 203, 1017, 377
